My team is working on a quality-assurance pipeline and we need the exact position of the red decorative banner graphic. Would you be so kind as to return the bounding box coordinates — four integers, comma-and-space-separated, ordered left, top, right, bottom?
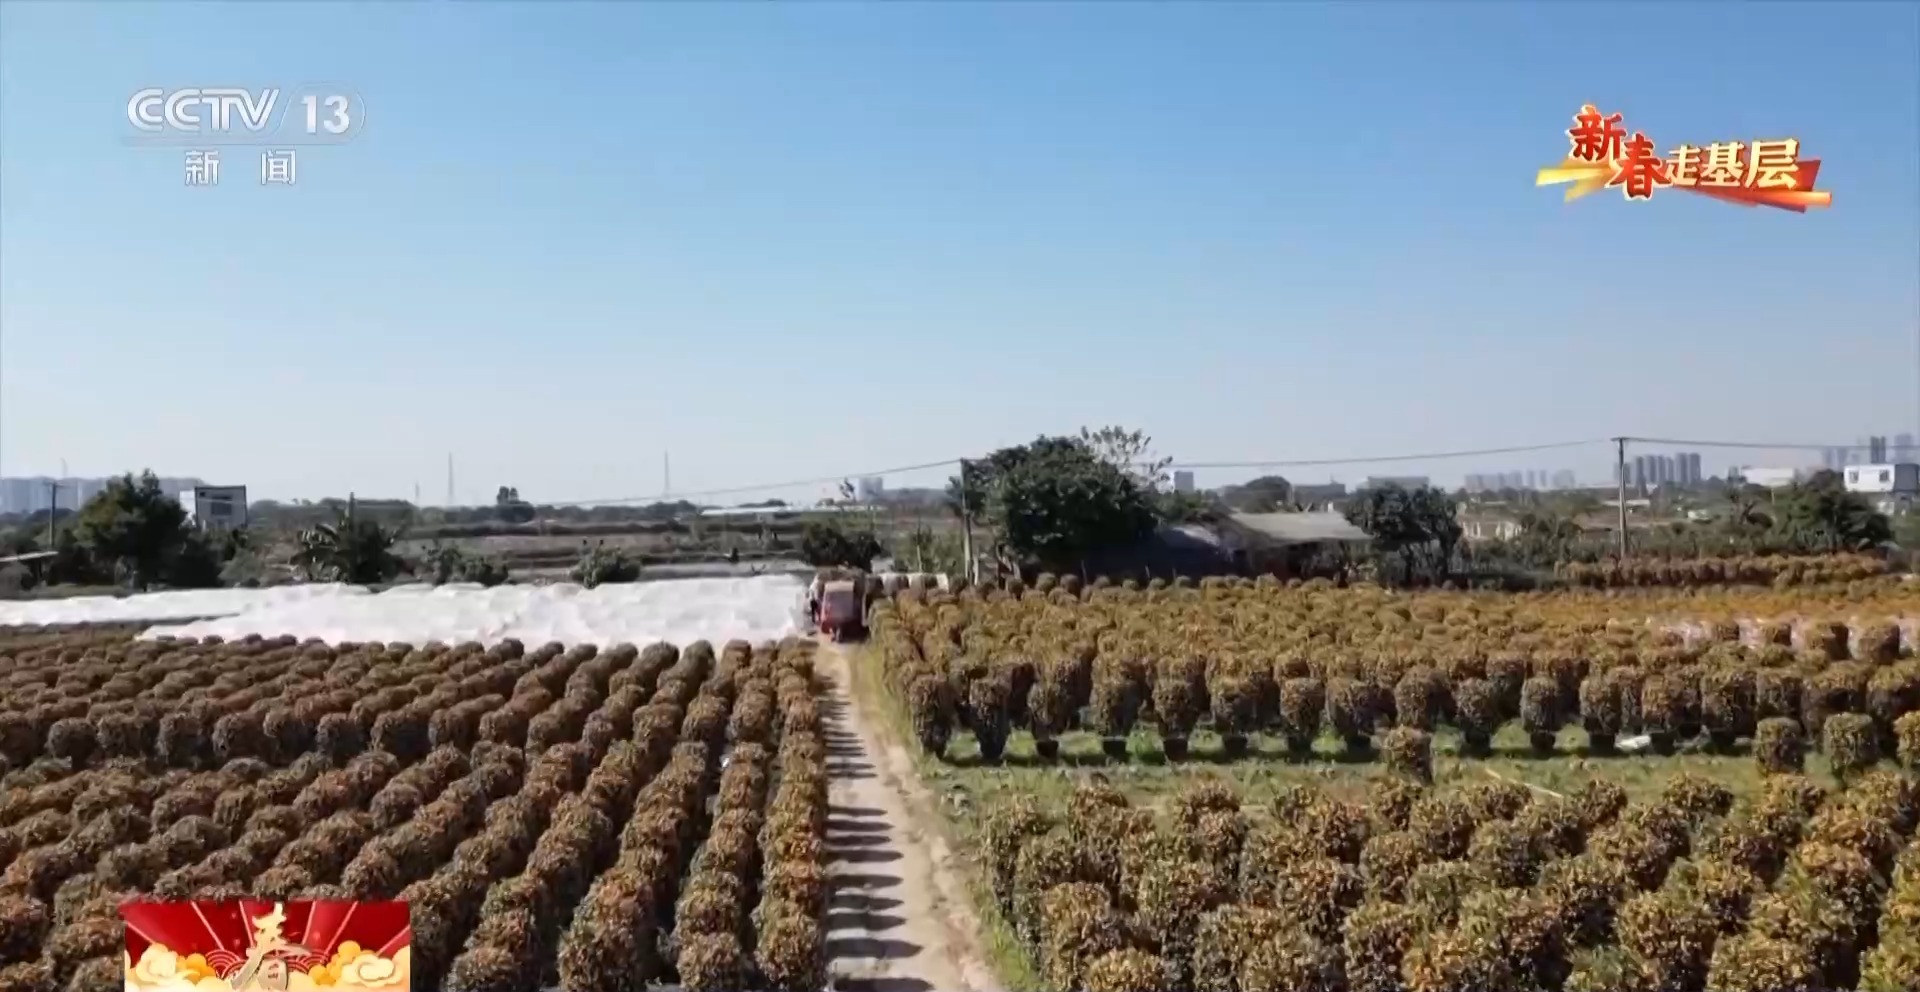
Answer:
119, 900, 409, 991
1536, 104, 1833, 213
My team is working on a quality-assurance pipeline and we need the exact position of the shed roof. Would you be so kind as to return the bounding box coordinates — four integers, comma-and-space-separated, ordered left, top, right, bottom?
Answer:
1226, 512, 1372, 545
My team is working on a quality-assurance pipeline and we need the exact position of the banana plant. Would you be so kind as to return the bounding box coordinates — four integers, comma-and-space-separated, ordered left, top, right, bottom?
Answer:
291, 509, 408, 584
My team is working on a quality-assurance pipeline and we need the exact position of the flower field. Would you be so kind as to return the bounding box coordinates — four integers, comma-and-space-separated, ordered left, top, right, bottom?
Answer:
0, 629, 831, 992
850, 571, 1920, 991
978, 771, 1920, 992
872, 576, 1920, 771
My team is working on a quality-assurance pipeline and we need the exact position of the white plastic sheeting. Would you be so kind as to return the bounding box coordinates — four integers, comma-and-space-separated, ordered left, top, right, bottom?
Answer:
0, 577, 810, 648
0, 584, 369, 627
141, 577, 809, 647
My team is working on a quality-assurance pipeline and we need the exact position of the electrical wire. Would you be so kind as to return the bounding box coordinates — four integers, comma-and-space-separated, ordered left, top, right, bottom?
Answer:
531, 433, 1894, 507
1624, 436, 1887, 452
1168, 438, 1608, 471
542, 457, 964, 506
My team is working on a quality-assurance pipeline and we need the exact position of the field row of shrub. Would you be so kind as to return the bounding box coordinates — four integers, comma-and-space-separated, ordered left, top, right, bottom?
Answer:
979, 771, 1919, 992
0, 633, 830, 992
1556, 553, 1890, 589
869, 583, 1920, 766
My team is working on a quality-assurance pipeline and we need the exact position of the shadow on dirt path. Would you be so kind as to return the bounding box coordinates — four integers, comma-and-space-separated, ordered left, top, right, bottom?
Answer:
815, 648, 999, 992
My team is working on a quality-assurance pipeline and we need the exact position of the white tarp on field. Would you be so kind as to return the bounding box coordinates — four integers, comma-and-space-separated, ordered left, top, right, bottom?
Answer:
0, 584, 369, 626
0, 577, 809, 648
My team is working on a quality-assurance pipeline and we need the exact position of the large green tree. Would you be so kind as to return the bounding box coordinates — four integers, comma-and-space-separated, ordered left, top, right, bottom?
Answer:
1773, 470, 1891, 552
951, 433, 1158, 574
798, 519, 885, 570
1343, 483, 1462, 585
72, 472, 196, 589
493, 485, 536, 524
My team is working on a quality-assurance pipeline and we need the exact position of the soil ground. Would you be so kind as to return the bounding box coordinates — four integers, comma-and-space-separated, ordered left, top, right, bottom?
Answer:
815, 643, 1002, 992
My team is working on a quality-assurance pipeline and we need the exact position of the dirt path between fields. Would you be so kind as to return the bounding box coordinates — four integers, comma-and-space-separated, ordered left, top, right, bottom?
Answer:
815, 643, 1001, 992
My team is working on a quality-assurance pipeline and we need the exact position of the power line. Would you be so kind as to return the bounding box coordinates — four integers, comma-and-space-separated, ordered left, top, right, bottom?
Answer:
1168, 438, 1606, 471
530, 432, 1907, 508
1624, 435, 1894, 452
543, 457, 965, 506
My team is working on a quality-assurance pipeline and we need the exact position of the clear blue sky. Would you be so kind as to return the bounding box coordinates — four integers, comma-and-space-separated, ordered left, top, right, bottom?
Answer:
2, 1, 1915, 504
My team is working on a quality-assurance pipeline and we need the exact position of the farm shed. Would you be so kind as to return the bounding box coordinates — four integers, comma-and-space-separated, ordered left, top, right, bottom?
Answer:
1215, 511, 1373, 577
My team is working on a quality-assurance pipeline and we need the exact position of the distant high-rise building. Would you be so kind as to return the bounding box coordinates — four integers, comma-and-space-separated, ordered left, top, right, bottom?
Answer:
1293, 481, 1348, 504
1896, 433, 1917, 462
1173, 470, 1196, 494
1361, 475, 1429, 490
1552, 469, 1576, 489
1870, 436, 1890, 463
855, 476, 886, 502
1630, 456, 1648, 491
1684, 452, 1703, 485
0, 475, 206, 515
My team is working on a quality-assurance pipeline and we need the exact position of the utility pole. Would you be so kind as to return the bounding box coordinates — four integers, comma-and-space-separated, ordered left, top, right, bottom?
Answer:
958, 459, 976, 585
446, 454, 455, 508
1613, 437, 1629, 558
44, 480, 58, 550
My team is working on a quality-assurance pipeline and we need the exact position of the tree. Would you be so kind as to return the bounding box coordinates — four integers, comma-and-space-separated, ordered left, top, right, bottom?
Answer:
1409, 485, 1463, 577
1342, 483, 1461, 585
799, 519, 885, 570
48, 528, 108, 586
1514, 510, 1583, 564
1773, 470, 1891, 552
1154, 489, 1220, 524
950, 433, 1158, 574
1221, 475, 1293, 513
291, 510, 409, 585
71, 472, 193, 590
1720, 484, 1775, 536
421, 541, 511, 587
494, 486, 536, 524
1078, 425, 1172, 493
166, 529, 227, 589
569, 542, 640, 587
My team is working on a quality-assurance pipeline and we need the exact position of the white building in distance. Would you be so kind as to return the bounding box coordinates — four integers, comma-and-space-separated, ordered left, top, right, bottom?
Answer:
1843, 463, 1920, 514
1733, 467, 1802, 489
190, 486, 249, 529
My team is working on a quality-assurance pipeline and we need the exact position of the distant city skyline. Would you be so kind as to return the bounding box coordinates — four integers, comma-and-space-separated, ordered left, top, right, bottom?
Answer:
0, 474, 206, 515
1462, 468, 1579, 493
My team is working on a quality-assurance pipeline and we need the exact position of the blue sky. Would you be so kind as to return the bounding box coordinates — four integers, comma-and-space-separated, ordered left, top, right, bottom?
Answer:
1, 1, 1915, 504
